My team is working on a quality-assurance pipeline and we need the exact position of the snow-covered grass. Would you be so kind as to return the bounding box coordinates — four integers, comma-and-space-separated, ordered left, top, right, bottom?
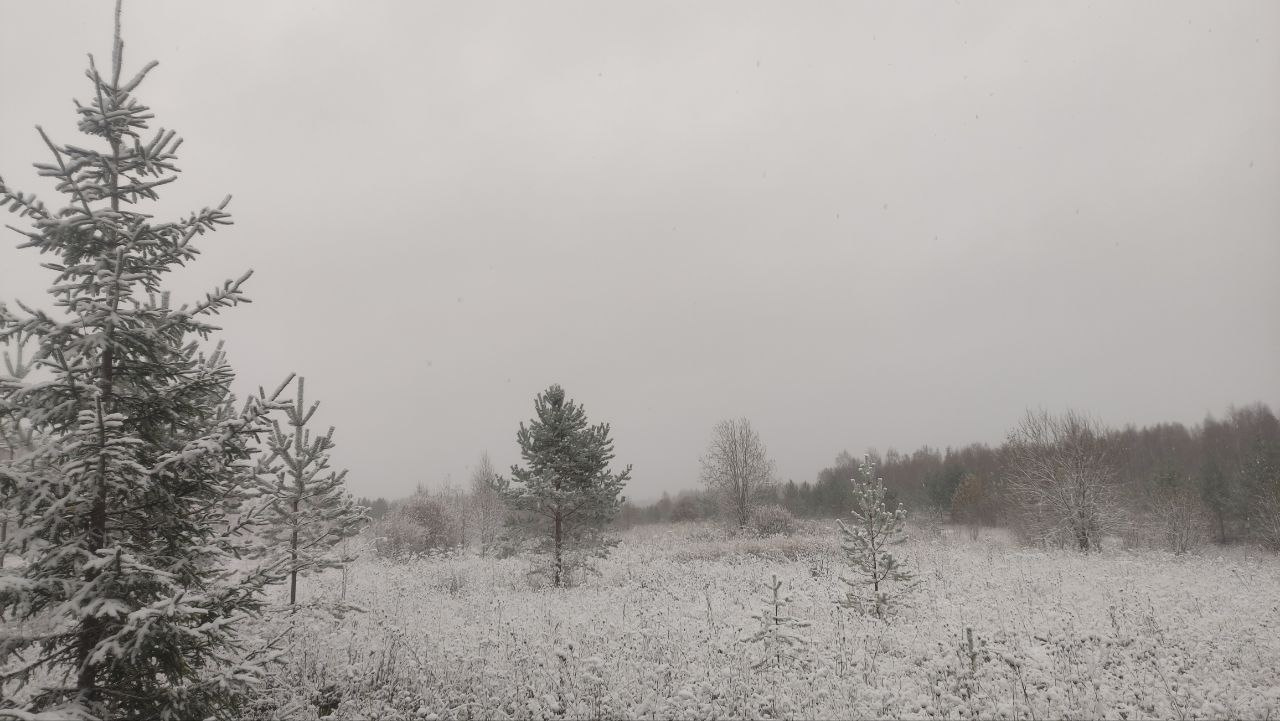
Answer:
249, 523, 1280, 720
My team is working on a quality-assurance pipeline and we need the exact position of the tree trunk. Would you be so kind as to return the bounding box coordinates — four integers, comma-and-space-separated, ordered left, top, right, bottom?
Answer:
290, 497, 300, 607
78, 329, 116, 703
553, 513, 563, 588
77, 86, 126, 704
0, 440, 9, 568
1076, 525, 1090, 552
1, 441, 10, 568
289, 385, 304, 608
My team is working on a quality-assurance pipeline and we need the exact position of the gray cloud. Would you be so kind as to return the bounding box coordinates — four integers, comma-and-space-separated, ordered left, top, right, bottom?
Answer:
2, 1, 1277, 500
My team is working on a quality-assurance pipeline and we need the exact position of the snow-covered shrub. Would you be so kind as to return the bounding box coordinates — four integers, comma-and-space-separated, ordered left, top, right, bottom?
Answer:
919, 627, 989, 718
435, 562, 468, 595
1254, 486, 1280, 552
749, 504, 797, 536
670, 490, 716, 522
1152, 488, 1207, 554
374, 494, 465, 558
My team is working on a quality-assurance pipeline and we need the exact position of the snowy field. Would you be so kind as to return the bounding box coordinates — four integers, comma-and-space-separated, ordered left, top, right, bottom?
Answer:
252, 523, 1280, 720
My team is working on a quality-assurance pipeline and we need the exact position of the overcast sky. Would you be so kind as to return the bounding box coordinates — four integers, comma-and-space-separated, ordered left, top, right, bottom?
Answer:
2, 1, 1277, 501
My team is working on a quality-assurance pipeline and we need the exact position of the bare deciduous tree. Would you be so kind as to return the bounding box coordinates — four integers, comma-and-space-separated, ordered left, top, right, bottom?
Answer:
469, 451, 506, 555
700, 417, 775, 529
1003, 409, 1124, 552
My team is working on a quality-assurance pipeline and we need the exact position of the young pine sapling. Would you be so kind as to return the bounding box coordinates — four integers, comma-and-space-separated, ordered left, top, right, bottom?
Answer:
743, 574, 812, 670
837, 456, 918, 618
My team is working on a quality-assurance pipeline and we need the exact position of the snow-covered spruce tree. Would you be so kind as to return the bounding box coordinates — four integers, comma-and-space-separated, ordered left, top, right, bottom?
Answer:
0, 9, 291, 718
742, 574, 811, 670
837, 455, 918, 619
495, 385, 629, 587
257, 377, 366, 608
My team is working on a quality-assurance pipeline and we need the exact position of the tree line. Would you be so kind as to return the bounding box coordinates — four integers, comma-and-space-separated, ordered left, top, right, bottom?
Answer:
623, 404, 1280, 550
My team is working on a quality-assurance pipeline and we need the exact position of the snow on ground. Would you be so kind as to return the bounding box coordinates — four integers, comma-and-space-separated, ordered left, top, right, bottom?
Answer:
251, 523, 1280, 720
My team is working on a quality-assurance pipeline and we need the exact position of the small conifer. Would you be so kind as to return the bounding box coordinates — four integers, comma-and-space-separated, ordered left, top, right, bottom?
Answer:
257, 377, 366, 608
496, 385, 629, 587
743, 574, 811, 669
837, 456, 918, 618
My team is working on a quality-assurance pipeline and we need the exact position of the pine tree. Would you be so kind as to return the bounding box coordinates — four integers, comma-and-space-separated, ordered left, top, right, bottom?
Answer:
837, 455, 918, 619
742, 574, 811, 670
257, 377, 366, 609
0, 6, 291, 717
496, 385, 629, 587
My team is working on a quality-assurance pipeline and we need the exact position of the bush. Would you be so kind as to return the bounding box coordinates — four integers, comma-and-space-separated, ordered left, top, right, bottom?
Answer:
671, 492, 714, 522
950, 473, 990, 541
1253, 488, 1280, 552
1152, 490, 1207, 555
749, 505, 797, 536
374, 495, 465, 559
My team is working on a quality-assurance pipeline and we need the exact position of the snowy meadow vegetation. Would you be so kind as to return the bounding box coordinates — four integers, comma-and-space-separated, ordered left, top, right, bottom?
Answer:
247, 522, 1280, 721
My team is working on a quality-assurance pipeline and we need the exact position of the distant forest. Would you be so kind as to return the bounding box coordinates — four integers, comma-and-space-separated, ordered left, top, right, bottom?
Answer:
611, 403, 1280, 546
